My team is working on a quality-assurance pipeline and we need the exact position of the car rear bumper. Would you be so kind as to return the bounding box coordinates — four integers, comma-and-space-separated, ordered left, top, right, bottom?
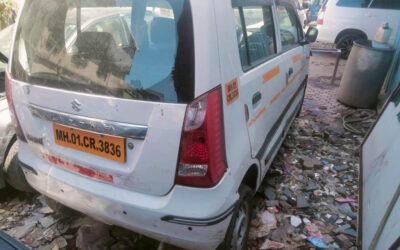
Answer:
18, 142, 237, 250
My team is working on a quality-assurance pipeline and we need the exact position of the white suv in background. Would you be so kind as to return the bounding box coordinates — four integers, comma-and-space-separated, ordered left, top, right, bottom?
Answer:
317, 0, 400, 58
7, 0, 317, 249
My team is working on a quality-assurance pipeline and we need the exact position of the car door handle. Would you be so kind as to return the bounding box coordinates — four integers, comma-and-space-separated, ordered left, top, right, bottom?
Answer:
252, 92, 262, 107
288, 67, 293, 76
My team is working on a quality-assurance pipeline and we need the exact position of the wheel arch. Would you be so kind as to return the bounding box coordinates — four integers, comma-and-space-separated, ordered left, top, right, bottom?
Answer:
2, 134, 17, 167
240, 164, 259, 193
334, 29, 368, 44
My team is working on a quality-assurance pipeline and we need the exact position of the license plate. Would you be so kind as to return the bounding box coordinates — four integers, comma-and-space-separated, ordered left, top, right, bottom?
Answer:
53, 123, 125, 163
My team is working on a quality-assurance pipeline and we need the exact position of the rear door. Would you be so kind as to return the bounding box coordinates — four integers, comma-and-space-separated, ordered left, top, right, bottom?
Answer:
11, 0, 194, 196
231, 2, 287, 160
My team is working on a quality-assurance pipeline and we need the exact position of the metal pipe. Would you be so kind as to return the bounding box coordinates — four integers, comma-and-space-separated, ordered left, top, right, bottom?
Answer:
311, 48, 341, 84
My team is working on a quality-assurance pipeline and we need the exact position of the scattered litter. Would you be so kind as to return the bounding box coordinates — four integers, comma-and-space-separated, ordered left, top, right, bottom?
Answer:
336, 234, 353, 248
344, 228, 357, 238
307, 236, 329, 249
260, 239, 285, 249
306, 223, 322, 238
260, 211, 277, 231
333, 165, 350, 172
333, 224, 351, 234
323, 234, 335, 244
297, 195, 310, 208
335, 197, 357, 203
267, 207, 279, 213
39, 216, 57, 229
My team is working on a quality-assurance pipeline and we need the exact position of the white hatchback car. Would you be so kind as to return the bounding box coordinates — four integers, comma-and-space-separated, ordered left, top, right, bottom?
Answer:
7, 0, 317, 249
316, 0, 400, 58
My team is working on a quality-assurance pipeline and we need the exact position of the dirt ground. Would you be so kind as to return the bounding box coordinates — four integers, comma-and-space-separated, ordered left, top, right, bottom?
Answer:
0, 53, 373, 250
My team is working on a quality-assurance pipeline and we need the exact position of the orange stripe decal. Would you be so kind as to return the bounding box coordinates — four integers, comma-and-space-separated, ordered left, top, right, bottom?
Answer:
263, 66, 280, 84
292, 54, 302, 63
248, 106, 266, 127
270, 92, 281, 105
225, 78, 239, 106
281, 86, 287, 93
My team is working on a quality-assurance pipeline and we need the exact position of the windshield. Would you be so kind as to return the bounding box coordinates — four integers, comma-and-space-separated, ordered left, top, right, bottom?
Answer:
11, 0, 194, 103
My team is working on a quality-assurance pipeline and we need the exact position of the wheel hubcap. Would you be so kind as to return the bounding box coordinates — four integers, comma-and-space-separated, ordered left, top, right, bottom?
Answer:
339, 38, 354, 58
230, 202, 249, 250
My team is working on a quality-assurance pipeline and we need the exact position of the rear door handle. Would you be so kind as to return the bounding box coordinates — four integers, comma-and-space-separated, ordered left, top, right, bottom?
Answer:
252, 92, 262, 107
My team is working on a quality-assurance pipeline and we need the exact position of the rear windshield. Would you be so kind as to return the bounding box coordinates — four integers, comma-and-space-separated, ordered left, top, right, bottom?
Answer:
12, 0, 194, 103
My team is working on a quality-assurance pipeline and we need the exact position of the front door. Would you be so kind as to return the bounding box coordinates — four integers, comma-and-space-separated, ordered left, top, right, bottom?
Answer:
276, 3, 308, 111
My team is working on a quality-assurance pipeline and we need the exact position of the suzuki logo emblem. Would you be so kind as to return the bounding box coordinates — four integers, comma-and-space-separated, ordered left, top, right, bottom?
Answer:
71, 99, 82, 112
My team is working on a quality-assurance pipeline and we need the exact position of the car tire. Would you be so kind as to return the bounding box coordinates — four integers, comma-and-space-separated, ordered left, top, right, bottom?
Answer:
3, 141, 34, 192
221, 184, 253, 250
336, 33, 364, 60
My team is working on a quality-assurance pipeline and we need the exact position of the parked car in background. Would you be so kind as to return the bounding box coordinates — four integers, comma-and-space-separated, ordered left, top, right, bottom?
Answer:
317, 0, 400, 59
307, 0, 327, 22
0, 24, 32, 192
7, 0, 317, 249
295, 0, 309, 28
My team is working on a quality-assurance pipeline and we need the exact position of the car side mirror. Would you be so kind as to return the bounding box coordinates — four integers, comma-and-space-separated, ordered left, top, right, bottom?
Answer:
305, 27, 318, 43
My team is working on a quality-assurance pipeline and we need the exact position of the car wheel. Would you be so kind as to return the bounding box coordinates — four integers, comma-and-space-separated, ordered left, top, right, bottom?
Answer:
221, 185, 253, 250
3, 140, 34, 192
336, 34, 364, 59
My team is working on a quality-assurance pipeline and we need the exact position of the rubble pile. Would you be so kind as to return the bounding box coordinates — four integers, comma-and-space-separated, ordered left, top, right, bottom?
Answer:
247, 100, 367, 249
0, 194, 158, 250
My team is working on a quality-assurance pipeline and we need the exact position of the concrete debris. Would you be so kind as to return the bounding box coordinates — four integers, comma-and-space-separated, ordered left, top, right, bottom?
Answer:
260, 239, 285, 249
290, 216, 302, 228
336, 234, 353, 248
39, 216, 57, 229
260, 211, 277, 231
296, 195, 310, 208
264, 187, 277, 200
5, 223, 36, 239
323, 234, 335, 244
39, 206, 55, 215
75, 222, 111, 249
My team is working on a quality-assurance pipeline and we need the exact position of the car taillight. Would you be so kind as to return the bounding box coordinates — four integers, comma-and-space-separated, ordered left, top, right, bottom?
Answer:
5, 70, 27, 142
176, 86, 227, 188
317, 6, 326, 25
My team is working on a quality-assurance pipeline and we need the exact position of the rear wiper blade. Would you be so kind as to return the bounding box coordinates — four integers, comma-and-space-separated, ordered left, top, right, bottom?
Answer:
0, 52, 8, 64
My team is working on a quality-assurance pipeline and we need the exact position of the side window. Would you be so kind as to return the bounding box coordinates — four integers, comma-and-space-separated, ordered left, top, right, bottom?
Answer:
336, 0, 371, 7
370, 0, 400, 10
277, 6, 301, 51
233, 6, 276, 69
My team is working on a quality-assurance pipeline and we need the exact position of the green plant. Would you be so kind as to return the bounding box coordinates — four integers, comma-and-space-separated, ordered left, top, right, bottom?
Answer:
0, 0, 15, 29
